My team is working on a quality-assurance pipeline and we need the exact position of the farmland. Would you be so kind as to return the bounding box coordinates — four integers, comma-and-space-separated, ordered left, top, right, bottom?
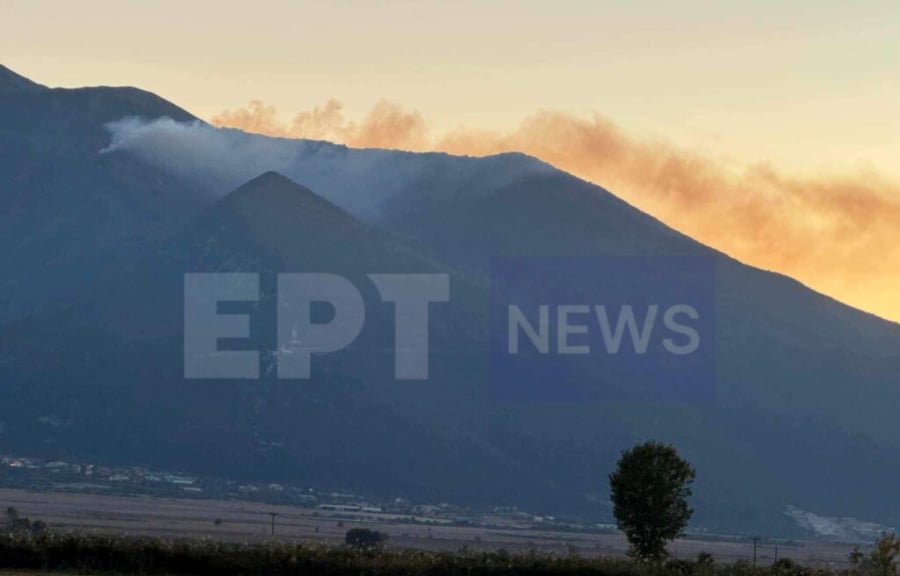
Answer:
0, 489, 856, 569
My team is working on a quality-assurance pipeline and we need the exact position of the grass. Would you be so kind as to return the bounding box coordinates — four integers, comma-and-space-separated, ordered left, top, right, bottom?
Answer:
0, 532, 852, 576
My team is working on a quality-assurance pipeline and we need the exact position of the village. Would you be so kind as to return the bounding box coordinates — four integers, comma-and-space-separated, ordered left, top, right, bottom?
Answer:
0, 452, 589, 534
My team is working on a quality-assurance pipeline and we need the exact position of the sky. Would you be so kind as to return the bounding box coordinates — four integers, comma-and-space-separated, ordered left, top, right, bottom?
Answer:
2, 0, 899, 321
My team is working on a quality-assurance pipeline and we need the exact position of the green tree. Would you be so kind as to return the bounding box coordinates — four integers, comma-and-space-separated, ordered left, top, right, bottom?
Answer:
609, 441, 695, 560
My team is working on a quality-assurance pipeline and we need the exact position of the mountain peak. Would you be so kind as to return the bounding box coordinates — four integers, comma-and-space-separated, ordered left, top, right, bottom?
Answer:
216, 171, 359, 233
226, 171, 318, 204
245, 170, 299, 188
0, 64, 47, 94
192, 171, 399, 268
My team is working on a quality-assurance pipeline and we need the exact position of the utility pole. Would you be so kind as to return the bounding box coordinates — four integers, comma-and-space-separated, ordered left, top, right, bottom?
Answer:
752, 536, 760, 567
269, 512, 278, 536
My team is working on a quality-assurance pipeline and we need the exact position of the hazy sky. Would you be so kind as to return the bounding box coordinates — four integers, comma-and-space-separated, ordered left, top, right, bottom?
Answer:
4, 0, 899, 175
2, 0, 899, 320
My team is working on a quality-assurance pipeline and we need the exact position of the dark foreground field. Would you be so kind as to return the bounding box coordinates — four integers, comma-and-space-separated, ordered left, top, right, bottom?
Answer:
0, 489, 856, 568
0, 488, 868, 576
0, 532, 871, 576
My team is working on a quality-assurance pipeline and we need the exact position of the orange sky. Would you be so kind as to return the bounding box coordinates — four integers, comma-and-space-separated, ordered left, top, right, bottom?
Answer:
2, 0, 898, 321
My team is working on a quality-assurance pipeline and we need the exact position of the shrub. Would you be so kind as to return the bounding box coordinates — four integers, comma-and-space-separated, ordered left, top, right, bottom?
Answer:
771, 558, 806, 576
345, 527, 388, 549
851, 533, 900, 576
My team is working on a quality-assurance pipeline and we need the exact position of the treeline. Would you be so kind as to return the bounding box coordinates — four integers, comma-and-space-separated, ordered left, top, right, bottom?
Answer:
0, 531, 880, 576
5, 506, 47, 536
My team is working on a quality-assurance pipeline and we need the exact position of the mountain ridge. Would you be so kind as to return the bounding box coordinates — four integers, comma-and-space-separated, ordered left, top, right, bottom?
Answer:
0, 66, 201, 324
0, 64, 47, 93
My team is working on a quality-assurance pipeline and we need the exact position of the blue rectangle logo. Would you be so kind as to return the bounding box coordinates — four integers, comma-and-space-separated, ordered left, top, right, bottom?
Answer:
489, 256, 716, 402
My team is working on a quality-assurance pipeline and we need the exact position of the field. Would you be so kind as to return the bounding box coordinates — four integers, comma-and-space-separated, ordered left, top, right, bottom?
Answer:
0, 489, 857, 569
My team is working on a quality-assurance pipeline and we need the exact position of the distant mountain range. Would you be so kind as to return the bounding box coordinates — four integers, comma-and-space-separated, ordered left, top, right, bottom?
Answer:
1, 64, 899, 538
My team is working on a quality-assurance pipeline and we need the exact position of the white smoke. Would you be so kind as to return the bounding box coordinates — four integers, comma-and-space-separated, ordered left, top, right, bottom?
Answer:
102, 117, 301, 195
101, 117, 548, 222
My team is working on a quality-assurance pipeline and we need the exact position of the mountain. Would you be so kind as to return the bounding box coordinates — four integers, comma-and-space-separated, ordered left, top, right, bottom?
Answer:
0, 64, 46, 93
0, 65, 202, 324
380, 166, 900, 534
0, 171, 544, 508
2, 67, 900, 537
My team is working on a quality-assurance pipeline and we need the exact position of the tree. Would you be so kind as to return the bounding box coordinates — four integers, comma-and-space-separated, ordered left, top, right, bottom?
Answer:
5, 506, 29, 531
850, 533, 900, 576
344, 528, 387, 549
30, 520, 47, 535
5, 506, 19, 527
609, 441, 695, 560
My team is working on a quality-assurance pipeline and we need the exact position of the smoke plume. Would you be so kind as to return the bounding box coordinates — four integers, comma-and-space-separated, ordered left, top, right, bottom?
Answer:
209, 99, 900, 322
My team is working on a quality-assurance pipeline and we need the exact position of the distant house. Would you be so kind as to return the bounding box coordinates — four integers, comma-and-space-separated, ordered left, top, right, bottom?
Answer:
317, 504, 362, 512
164, 475, 196, 485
